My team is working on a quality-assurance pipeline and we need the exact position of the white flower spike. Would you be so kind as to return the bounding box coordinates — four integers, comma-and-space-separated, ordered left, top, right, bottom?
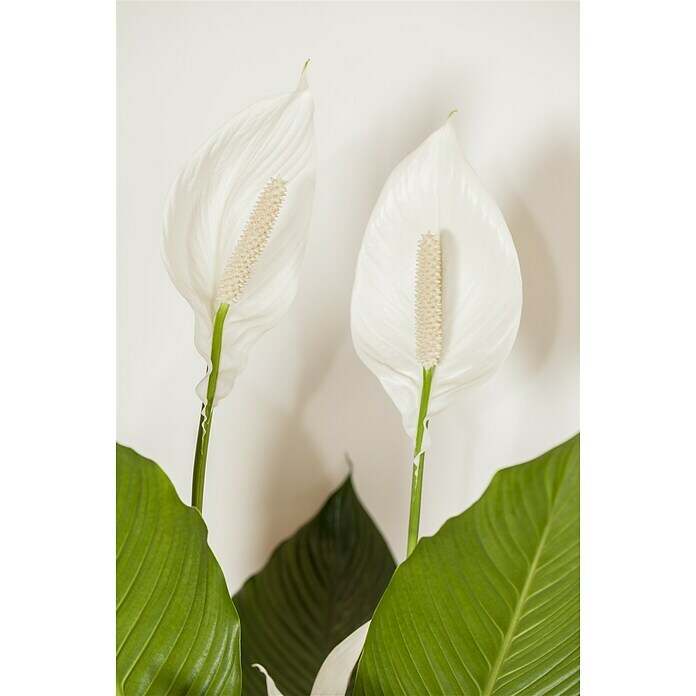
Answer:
351, 116, 522, 553
162, 67, 315, 409
161, 65, 315, 510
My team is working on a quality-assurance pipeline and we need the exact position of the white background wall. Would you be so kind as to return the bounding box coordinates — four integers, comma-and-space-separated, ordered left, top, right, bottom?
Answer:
117, 1, 578, 593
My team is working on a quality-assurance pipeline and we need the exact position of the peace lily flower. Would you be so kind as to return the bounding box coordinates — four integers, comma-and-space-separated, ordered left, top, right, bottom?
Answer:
351, 115, 522, 554
255, 622, 370, 696
161, 65, 315, 510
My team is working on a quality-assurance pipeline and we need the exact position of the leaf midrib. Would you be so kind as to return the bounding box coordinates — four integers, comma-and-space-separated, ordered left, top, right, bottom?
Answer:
481, 482, 565, 696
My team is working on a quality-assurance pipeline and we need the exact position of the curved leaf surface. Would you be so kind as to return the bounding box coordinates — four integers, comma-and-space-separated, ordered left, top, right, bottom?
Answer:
354, 435, 580, 696
234, 476, 396, 696
116, 444, 242, 695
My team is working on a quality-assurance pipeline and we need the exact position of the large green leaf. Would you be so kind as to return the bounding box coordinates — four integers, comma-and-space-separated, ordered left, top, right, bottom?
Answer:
116, 444, 242, 695
354, 435, 580, 696
233, 476, 396, 696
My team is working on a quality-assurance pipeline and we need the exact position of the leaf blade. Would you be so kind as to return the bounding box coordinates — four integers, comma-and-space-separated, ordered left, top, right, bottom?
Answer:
354, 435, 580, 696
234, 476, 396, 696
116, 444, 242, 696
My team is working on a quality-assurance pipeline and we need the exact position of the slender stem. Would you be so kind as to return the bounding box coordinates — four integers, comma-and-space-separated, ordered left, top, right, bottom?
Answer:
191, 303, 230, 512
406, 367, 434, 557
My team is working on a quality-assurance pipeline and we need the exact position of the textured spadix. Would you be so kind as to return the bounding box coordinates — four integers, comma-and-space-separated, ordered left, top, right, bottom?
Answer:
351, 119, 522, 442
415, 231, 442, 369
217, 177, 288, 304
161, 74, 315, 406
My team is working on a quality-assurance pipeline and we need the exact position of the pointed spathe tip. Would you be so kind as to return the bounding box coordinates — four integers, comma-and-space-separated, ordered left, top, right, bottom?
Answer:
296, 58, 311, 92
447, 108, 459, 121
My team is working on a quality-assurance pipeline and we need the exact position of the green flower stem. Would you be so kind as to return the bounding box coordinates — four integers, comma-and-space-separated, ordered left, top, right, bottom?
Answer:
191, 302, 230, 512
406, 366, 434, 557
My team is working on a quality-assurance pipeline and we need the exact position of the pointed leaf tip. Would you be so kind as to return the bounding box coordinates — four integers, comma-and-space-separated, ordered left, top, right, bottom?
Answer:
234, 470, 395, 695
344, 453, 355, 476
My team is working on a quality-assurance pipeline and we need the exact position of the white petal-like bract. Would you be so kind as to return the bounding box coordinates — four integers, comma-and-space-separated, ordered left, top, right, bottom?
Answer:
351, 120, 522, 441
254, 664, 284, 696
255, 622, 371, 696
162, 73, 315, 406
311, 621, 370, 695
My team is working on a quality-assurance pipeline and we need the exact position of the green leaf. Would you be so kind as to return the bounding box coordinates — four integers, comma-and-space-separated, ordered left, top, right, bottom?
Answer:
233, 475, 397, 696
116, 444, 242, 696
354, 435, 580, 696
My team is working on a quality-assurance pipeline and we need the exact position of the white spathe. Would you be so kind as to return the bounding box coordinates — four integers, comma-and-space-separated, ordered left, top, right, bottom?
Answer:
351, 119, 522, 446
161, 73, 315, 406
253, 664, 283, 696
255, 622, 370, 696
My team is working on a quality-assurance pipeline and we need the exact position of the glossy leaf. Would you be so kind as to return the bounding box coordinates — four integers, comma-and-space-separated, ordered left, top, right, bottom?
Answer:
354, 435, 580, 696
234, 476, 396, 696
116, 444, 242, 695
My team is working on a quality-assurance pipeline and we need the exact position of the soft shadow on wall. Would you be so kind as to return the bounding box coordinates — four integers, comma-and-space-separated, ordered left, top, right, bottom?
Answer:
436, 130, 580, 523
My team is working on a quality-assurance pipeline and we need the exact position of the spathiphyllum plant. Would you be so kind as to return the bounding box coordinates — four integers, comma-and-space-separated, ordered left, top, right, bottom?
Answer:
161, 63, 315, 511
351, 115, 523, 556
117, 67, 579, 696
